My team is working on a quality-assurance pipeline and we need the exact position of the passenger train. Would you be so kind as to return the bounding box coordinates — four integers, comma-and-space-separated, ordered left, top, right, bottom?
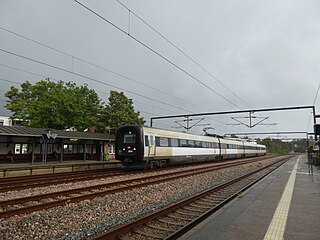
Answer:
115, 125, 266, 169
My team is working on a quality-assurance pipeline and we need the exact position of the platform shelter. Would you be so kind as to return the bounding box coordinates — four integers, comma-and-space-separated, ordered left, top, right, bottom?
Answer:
0, 125, 115, 164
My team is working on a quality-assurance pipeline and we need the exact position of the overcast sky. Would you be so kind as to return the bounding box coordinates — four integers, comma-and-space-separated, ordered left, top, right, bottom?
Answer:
1, 0, 320, 139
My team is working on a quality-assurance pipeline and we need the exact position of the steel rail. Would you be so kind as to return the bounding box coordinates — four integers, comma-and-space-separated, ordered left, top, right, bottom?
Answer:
0, 168, 109, 183
90, 156, 291, 240
0, 170, 125, 192
0, 156, 271, 192
0, 156, 277, 218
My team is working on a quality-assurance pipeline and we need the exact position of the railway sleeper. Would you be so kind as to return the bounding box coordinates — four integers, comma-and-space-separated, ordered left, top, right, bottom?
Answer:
158, 218, 185, 226
147, 224, 176, 232
183, 206, 205, 213
133, 229, 163, 239
169, 214, 194, 221
196, 200, 216, 207
199, 197, 220, 204
175, 210, 200, 217
206, 195, 226, 201
190, 201, 211, 209
218, 191, 233, 196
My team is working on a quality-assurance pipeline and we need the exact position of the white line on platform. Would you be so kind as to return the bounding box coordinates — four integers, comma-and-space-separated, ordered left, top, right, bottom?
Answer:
263, 156, 300, 240
287, 171, 319, 176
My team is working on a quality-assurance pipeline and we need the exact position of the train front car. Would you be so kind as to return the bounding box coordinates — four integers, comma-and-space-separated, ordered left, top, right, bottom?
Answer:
115, 125, 145, 169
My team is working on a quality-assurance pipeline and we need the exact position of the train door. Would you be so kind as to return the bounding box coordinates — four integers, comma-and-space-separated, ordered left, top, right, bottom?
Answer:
218, 138, 222, 160
148, 135, 155, 158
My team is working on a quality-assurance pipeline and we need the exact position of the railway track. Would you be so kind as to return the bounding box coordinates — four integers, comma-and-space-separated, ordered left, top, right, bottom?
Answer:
0, 169, 124, 192
91, 156, 290, 240
0, 156, 283, 218
0, 156, 274, 192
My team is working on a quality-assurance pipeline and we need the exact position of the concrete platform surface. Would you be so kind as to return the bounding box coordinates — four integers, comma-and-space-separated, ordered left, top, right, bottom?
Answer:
0, 159, 121, 178
180, 155, 320, 240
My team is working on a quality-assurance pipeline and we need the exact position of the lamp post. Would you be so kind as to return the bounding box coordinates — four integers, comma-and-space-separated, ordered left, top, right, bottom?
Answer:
41, 130, 57, 163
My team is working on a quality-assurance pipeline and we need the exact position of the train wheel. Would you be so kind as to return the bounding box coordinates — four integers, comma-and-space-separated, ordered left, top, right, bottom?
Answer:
147, 161, 156, 169
159, 160, 168, 168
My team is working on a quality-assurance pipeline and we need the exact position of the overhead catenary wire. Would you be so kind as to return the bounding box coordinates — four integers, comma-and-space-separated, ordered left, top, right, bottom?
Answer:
0, 27, 248, 133
115, 0, 253, 109
115, 0, 281, 132
0, 78, 21, 85
0, 48, 196, 113
0, 63, 53, 80
73, 0, 240, 109
73, 1, 275, 133
0, 21, 250, 133
312, 81, 320, 106
0, 26, 209, 112
0, 64, 176, 116
0, 52, 246, 134
306, 81, 320, 132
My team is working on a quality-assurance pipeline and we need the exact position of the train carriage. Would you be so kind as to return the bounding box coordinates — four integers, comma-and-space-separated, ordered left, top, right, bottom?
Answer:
115, 125, 266, 169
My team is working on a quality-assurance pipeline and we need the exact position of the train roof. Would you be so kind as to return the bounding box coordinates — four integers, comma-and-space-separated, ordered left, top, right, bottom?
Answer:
119, 125, 265, 147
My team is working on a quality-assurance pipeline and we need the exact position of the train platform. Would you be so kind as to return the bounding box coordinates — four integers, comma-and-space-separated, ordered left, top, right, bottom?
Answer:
180, 155, 320, 240
0, 159, 121, 178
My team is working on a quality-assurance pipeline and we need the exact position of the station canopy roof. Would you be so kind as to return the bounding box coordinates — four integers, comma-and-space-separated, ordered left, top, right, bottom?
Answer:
0, 125, 114, 141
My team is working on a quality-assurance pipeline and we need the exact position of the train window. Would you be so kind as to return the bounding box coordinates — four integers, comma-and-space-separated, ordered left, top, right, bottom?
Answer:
124, 134, 136, 144
188, 140, 195, 147
213, 142, 219, 148
194, 141, 201, 148
155, 137, 160, 146
145, 136, 149, 146
171, 138, 179, 147
180, 139, 187, 147
157, 137, 169, 147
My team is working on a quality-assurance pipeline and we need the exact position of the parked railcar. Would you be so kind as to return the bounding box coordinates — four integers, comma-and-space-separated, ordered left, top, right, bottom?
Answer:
115, 125, 266, 169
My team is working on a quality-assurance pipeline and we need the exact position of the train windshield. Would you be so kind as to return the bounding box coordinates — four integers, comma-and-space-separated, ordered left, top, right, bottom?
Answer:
123, 134, 136, 144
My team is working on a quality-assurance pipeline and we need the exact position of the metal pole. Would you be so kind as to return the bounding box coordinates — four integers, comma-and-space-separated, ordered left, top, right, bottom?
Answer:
307, 133, 311, 175
84, 141, 86, 162
312, 106, 317, 141
32, 139, 35, 165
186, 116, 189, 131
150, 105, 314, 130
60, 140, 63, 163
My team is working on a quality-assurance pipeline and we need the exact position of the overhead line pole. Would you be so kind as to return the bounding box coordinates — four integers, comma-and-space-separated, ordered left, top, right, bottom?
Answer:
151, 105, 317, 139
151, 105, 314, 124
226, 131, 309, 135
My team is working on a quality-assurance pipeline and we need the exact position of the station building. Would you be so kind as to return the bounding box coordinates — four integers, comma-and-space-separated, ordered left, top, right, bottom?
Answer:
0, 125, 115, 164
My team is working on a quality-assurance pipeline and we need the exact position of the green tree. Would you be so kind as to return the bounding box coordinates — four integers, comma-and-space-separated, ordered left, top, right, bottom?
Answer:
257, 138, 308, 153
102, 91, 145, 132
5, 79, 103, 131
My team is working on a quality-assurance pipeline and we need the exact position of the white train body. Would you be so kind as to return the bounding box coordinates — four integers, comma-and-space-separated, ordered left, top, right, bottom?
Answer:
115, 125, 266, 169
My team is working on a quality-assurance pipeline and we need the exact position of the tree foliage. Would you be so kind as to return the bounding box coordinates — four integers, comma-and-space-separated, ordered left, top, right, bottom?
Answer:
5, 80, 145, 132
257, 138, 308, 153
5, 79, 103, 131
101, 91, 145, 132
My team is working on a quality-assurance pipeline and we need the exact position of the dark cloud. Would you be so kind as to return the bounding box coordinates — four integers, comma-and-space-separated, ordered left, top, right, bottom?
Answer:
1, 0, 319, 138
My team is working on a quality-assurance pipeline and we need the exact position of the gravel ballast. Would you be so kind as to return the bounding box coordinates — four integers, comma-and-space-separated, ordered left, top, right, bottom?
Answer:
0, 160, 273, 239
